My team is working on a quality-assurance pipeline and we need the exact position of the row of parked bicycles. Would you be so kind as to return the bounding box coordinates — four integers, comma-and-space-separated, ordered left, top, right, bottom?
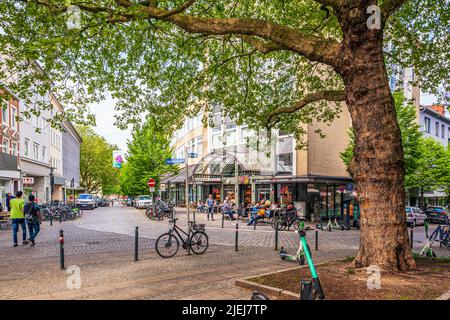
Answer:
144, 201, 176, 221
40, 202, 83, 222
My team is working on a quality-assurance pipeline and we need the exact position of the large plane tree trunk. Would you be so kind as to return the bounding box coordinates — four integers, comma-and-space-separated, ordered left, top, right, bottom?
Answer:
337, 2, 416, 271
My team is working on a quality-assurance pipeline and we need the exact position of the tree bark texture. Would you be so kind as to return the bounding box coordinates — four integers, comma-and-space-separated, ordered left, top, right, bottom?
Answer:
337, 1, 416, 271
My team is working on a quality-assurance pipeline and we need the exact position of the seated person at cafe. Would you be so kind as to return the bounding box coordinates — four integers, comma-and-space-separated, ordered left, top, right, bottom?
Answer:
222, 197, 235, 220
247, 202, 266, 225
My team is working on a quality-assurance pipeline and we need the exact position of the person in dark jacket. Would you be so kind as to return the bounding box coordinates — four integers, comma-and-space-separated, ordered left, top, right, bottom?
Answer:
24, 194, 41, 246
6, 192, 14, 212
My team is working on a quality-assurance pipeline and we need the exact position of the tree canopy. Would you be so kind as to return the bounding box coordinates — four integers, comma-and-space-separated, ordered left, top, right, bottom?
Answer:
0, 1, 447, 144
118, 117, 177, 196
78, 125, 120, 194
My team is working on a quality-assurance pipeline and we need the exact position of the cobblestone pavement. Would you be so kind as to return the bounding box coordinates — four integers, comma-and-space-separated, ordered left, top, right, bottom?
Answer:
0, 204, 447, 300
73, 205, 362, 251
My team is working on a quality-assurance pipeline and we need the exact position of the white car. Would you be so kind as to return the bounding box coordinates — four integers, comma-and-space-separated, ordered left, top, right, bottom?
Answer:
135, 195, 152, 209
405, 206, 427, 226
76, 194, 96, 210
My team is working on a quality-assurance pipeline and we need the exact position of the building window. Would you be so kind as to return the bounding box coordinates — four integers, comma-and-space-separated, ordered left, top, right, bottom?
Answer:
33, 143, 39, 160
424, 117, 431, 133
1, 101, 8, 126
435, 121, 440, 136
441, 124, 445, 139
11, 142, 17, 156
32, 114, 38, 127
42, 146, 46, 162
1, 138, 8, 153
24, 139, 29, 157
276, 136, 293, 174
11, 106, 17, 129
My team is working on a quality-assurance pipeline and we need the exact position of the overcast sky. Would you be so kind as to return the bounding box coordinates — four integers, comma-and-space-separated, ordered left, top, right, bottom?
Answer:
89, 96, 132, 155
89, 92, 439, 155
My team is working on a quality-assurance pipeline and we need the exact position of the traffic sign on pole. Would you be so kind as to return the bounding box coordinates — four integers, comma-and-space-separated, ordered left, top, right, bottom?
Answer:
149, 187, 155, 193
165, 158, 185, 165
147, 179, 156, 187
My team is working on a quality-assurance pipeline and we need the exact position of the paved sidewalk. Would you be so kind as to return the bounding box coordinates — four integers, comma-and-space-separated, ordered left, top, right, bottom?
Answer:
0, 205, 446, 300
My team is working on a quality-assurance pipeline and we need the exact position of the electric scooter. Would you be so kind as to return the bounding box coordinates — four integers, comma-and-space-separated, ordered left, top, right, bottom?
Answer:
317, 216, 344, 231
278, 230, 325, 300
280, 230, 309, 265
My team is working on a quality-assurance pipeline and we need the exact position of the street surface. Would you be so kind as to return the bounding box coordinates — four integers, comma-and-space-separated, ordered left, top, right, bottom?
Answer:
0, 204, 446, 300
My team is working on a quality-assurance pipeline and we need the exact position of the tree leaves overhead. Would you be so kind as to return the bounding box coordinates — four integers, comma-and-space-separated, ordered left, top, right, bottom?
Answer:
0, 0, 447, 140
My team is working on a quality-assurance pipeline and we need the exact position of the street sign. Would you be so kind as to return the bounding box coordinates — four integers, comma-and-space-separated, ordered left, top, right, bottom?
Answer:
188, 152, 198, 158
149, 187, 155, 193
23, 177, 34, 185
165, 158, 185, 165
147, 178, 156, 187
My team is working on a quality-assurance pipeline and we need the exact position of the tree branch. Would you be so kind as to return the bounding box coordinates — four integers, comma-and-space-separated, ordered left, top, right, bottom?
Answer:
26, 0, 341, 68
157, 0, 197, 18
237, 35, 286, 54
267, 90, 345, 125
380, 0, 409, 19
312, 0, 343, 9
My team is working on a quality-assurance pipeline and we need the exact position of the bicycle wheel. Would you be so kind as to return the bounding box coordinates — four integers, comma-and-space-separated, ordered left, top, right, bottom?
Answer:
189, 231, 209, 255
155, 233, 179, 258
292, 218, 303, 231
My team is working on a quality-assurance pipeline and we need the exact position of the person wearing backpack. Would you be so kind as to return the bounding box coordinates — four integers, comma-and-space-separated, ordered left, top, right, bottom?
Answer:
24, 194, 41, 246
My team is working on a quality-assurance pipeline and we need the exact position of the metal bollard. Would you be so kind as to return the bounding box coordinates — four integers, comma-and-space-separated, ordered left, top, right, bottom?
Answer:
424, 220, 429, 239
410, 227, 413, 249
134, 226, 139, 261
253, 218, 256, 230
59, 212, 62, 224
235, 223, 239, 252
274, 227, 278, 251
59, 230, 65, 269
315, 228, 319, 251
221, 213, 224, 228
49, 212, 53, 226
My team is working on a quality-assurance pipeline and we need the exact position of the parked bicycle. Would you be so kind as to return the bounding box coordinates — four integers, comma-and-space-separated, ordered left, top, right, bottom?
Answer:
419, 222, 450, 257
271, 210, 304, 231
40, 202, 83, 222
145, 200, 175, 220
155, 218, 209, 258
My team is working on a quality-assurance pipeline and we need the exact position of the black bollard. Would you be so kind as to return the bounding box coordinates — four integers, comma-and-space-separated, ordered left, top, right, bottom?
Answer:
410, 227, 413, 249
59, 212, 62, 224
274, 227, 278, 251
221, 213, 224, 228
59, 230, 65, 269
254, 218, 256, 230
315, 228, 319, 251
235, 223, 239, 252
49, 212, 53, 226
134, 226, 139, 261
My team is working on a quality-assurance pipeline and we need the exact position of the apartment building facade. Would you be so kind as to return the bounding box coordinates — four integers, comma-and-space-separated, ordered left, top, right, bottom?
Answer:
0, 91, 21, 208
19, 96, 52, 203
162, 103, 353, 222
62, 120, 82, 202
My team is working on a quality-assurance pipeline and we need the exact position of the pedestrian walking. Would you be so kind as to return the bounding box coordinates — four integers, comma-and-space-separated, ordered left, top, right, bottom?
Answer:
24, 194, 42, 246
10, 191, 27, 247
206, 194, 214, 221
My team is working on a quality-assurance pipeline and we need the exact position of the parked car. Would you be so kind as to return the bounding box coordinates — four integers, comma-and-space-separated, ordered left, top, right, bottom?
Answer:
135, 195, 152, 209
76, 194, 96, 210
405, 206, 427, 226
99, 198, 110, 207
125, 197, 134, 206
425, 206, 449, 224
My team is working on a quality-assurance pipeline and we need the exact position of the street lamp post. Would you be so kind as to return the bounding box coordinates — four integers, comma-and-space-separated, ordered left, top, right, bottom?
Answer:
49, 166, 55, 203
